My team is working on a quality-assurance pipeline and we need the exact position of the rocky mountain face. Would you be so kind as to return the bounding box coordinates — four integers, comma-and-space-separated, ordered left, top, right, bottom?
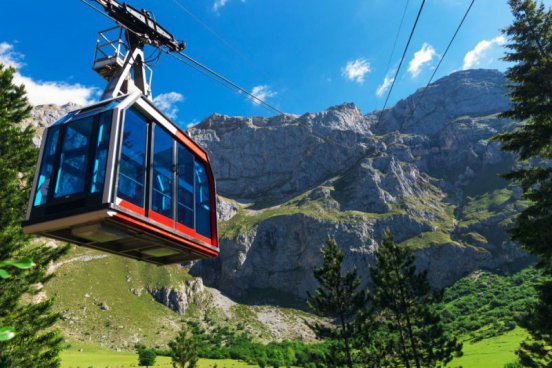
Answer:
188, 69, 532, 303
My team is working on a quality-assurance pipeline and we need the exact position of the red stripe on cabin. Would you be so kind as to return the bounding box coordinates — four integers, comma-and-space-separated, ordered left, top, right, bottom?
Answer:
207, 163, 218, 248
113, 212, 219, 257
118, 199, 145, 216
149, 210, 174, 228
175, 223, 213, 246
175, 131, 208, 162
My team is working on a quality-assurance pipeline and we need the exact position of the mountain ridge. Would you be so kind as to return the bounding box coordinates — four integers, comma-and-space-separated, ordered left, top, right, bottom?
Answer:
188, 68, 532, 302
25, 68, 532, 307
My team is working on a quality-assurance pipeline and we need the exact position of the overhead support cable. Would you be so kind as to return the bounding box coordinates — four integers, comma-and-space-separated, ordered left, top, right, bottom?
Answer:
418, 0, 475, 103
406, 0, 475, 122
171, 50, 284, 114
378, 0, 426, 122
80, 0, 283, 115
169, 0, 266, 74
163, 50, 282, 115
381, 0, 411, 86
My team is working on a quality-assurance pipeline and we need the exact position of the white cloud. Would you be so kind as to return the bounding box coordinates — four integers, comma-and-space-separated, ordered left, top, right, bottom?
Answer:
0, 42, 98, 106
153, 92, 184, 119
342, 58, 372, 84
408, 43, 437, 78
463, 36, 506, 70
186, 119, 199, 129
376, 74, 394, 97
0, 42, 23, 68
251, 85, 276, 104
213, 0, 229, 12
213, 0, 245, 13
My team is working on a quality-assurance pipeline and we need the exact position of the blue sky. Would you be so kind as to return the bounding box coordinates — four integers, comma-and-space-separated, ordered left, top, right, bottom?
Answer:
0, 0, 522, 127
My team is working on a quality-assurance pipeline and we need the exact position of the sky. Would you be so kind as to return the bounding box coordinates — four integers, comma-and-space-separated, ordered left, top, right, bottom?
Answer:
0, 0, 529, 128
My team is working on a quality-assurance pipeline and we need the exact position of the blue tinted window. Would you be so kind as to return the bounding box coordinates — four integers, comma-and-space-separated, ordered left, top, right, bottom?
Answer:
195, 161, 211, 238
54, 118, 93, 198
34, 127, 60, 206
118, 108, 147, 208
152, 126, 174, 219
177, 144, 194, 228
91, 112, 112, 193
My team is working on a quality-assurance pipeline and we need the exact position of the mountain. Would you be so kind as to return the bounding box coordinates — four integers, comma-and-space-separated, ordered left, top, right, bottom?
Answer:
188, 69, 532, 303
24, 69, 533, 348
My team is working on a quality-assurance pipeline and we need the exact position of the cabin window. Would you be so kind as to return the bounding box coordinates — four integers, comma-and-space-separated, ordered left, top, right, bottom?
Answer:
91, 112, 112, 193
53, 117, 93, 199
118, 108, 147, 208
177, 144, 194, 229
152, 126, 174, 219
34, 126, 61, 206
195, 160, 211, 238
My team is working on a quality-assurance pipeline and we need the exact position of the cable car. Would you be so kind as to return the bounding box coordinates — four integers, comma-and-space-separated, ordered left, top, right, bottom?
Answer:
22, 0, 218, 265
23, 93, 218, 264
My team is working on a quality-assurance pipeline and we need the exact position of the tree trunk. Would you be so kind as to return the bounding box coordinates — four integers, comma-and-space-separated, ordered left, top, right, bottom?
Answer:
392, 310, 412, 368
403, 306, 421, 368
340, 314, 354, 368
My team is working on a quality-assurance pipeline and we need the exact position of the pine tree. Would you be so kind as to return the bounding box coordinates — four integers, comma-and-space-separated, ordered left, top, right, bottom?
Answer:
0, 64, 69, 367
307, 235, 367, 368
369, 230, 461, 368
492, 1, 552, 366
169, 324, 199, 368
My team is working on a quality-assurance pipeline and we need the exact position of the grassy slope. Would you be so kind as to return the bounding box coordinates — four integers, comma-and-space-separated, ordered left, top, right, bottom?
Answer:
440, 268, 539, 341
220, 190, 401, 240
449, 328, 528, 368
47, 243, 317, 353
45, 245, 189, 349
441, 268, 540, 367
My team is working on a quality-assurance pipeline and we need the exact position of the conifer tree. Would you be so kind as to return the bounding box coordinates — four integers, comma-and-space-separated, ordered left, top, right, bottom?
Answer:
307, 235, 367, 368
0, 64, 69, 367
369, 230, 461, 368
493, 1, 552, 366
169, 324, 199, 368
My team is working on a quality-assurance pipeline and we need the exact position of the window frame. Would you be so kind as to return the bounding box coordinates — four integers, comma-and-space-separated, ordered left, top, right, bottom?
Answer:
148, 122, 177, 227
176, 141, 196, 232
111, 103, 216, 246
35, 112, 111, 207
115, 107, 149, 212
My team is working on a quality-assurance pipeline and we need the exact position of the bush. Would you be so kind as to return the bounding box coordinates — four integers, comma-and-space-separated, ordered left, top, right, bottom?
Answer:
137, 347, 156, 367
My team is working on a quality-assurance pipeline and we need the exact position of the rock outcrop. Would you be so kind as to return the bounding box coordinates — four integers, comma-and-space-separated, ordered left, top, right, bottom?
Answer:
189, 69, 533, 301
148, 278, 208, 315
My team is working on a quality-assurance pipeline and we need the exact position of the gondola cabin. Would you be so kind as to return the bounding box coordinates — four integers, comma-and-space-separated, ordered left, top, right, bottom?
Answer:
23, 93, 218, 264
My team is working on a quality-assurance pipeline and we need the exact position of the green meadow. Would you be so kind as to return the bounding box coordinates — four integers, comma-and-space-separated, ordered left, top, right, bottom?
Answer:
61, 344, 256, 368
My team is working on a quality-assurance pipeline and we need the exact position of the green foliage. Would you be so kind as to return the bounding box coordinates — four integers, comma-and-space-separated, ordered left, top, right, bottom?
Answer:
136, 345, 157, 367
515, 278, 552, 367
159, 321, 328, 368
307, 235, 367, 368
0, 63, 69, 367
504, 360, 524, 368
0, 258, 35, 278
367, 230, 462, 368
169, 324, 198, 368
0, 327, 15, 342
439, 268, 541, 341
0, 257, 35, 341
492, 1, 552, 365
